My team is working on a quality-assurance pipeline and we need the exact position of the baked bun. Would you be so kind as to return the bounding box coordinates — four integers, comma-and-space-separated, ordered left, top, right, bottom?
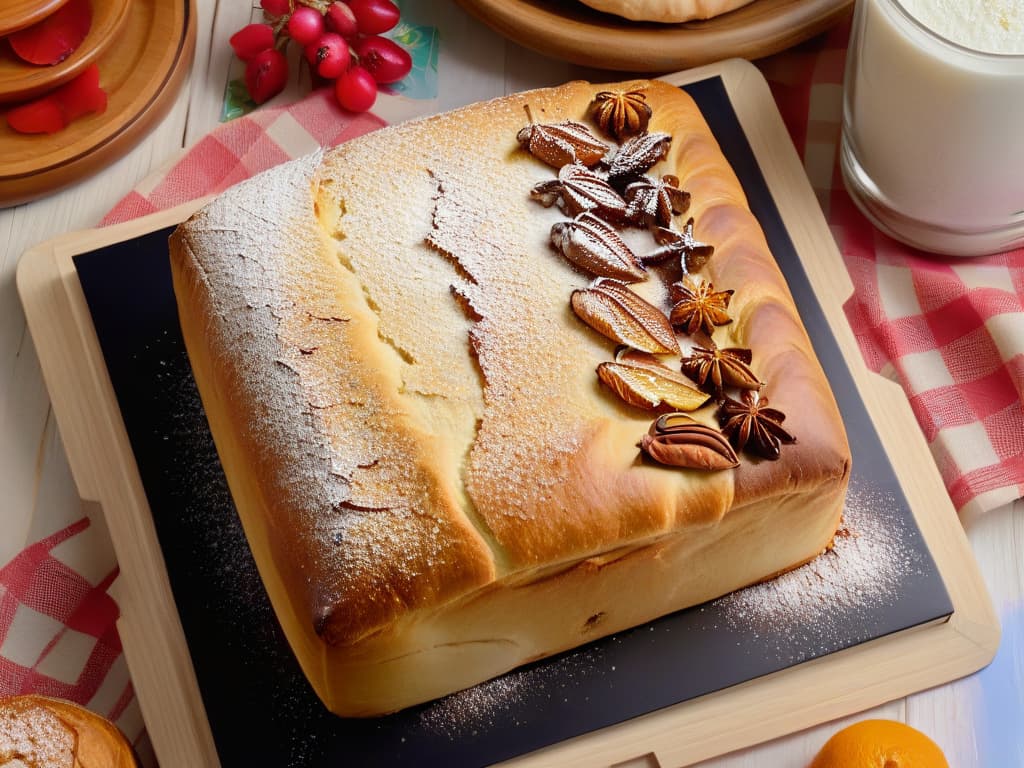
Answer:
169, 79, 850, 716
573, 0, 757, 22
0, 695, 136, 768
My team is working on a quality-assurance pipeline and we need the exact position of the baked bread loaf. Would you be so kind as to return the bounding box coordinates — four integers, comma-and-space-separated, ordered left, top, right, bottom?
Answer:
573, 0, 757, 22
169, 79, 850, 717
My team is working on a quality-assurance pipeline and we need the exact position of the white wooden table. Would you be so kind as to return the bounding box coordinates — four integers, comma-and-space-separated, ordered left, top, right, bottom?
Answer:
2, 1, 1021, 765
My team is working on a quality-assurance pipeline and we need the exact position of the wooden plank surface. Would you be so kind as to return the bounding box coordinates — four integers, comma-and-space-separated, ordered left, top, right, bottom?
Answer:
16, 58, 999, 768
3, 2, 1021, 767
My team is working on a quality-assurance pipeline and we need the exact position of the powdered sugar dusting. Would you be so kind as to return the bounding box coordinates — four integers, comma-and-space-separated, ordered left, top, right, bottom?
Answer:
0, 699, 76, 767
177, 150, 496, 642
418, 647, 605, 739
709, 477, 926, 659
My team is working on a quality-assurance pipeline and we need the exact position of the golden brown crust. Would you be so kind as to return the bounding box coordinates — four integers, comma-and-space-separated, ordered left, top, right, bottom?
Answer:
169, 156, 497, 648
0, 695, 136, 768
169, 78, 850, 714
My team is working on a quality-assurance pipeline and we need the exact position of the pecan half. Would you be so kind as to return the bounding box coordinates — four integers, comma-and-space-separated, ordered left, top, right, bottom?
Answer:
551, 212, 647, 283
517, 119, 609, 169
643, 218, 715, 273
680, 341, 761, 393
718, 390, 796, 460
590, 90, 652, 140
530, 163, 628, 223
640, 413, 740, 470
624, 174, 690, 228
571, 278, 679, 355
607, 131, 672, 188
597, 352, 709, 412
669, 276, 734, 336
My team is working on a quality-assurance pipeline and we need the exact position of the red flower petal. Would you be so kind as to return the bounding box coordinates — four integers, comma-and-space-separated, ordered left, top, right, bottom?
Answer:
6, 99, 67, 134
6, 64, 107, 135
8, 0, 93, 66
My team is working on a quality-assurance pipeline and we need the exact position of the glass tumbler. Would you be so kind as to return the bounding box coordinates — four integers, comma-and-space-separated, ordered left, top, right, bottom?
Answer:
840, 0, 1024, 256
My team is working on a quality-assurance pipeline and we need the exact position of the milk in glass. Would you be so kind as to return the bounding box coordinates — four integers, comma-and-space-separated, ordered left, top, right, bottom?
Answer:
840, 0, 1024, 255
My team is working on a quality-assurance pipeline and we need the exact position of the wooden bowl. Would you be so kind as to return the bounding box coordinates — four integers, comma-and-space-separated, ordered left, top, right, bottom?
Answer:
0, 694, 137, 767
0, 0, 132, 103
1, 0, 74, 37
454, 0, 854, 72
0, 0, 195, 208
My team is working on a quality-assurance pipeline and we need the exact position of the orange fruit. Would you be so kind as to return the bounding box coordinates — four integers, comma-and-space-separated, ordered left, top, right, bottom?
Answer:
809, 719, 949, 768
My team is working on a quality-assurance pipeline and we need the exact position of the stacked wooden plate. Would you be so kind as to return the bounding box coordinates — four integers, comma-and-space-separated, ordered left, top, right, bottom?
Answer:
0, 0, 197, 207
455, 0, 854, 71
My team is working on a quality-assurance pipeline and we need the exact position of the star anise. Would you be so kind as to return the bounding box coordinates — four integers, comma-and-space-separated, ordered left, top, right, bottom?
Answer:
669, 276, 734, 336
642, 218, 715, 273
530, 163, 628, 223
718, 390, 796, 460
590, 90, 652, 140
680, 341, 761, 393
516, 117, 609, 169
606, 131, 672, 188
624, 174, 690, 228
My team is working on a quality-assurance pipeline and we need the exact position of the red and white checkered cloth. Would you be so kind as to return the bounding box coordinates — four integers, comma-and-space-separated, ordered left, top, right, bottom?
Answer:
0, 521, 140, 744
4, 21, 1023, 756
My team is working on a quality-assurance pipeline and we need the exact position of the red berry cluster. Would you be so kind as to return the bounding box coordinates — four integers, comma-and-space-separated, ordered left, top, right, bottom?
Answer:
229, 0, 412, 113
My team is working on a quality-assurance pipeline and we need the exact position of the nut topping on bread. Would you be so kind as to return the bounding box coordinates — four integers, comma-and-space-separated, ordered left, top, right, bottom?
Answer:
530, 163, 629, 222
624, 173, 691, 228
640, 413, 740, 470
516, 116, 608, 168
571, 278, 679, 354
607, 131, 672, 186
597, 352, 709, 412
718, 390, 797, 460
550, 212, 647, 282
590, 89, 652, 140
669, 276, 734, 336
681, 341, 762, 393
645, 218, 715, 272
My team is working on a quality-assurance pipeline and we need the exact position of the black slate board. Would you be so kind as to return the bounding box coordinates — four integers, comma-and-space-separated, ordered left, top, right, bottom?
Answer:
74, 77, 953, 768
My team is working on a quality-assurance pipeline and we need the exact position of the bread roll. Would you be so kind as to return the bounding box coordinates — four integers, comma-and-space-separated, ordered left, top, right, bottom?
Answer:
0, 695, 136, 768
169, 79, 850, 716
573, 0, 757, 22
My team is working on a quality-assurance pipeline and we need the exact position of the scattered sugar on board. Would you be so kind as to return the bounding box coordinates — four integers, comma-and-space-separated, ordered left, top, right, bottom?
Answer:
418, 647, 605, 740
140, 329, 281, 664
144, 328, 337, 768
709, 477, 925, 660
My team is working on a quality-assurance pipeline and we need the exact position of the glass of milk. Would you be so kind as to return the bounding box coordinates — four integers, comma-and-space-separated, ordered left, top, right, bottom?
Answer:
840, 0, 1024, 256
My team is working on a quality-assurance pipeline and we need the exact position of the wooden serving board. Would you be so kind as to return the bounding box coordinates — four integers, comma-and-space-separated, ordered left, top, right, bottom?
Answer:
0, 0, 195, 208
454, 0, 853, 72
18, 60, 998, 768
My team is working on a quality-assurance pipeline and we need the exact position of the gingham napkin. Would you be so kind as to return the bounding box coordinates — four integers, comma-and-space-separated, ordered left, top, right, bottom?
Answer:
5, 24, 1024, 755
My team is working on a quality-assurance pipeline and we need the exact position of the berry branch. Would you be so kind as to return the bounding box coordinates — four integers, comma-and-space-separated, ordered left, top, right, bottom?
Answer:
229, 0, 412, 112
